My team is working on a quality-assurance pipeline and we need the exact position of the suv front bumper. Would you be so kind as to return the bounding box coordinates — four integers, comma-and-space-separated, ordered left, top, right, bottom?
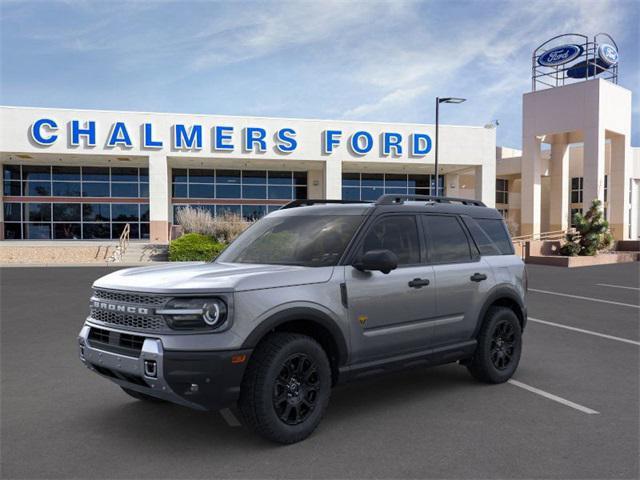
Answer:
78, 324, 252, 411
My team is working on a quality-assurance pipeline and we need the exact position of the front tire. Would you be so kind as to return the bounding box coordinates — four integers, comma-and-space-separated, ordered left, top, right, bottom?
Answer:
467, 307, 522, 383
239, 333, 331, 444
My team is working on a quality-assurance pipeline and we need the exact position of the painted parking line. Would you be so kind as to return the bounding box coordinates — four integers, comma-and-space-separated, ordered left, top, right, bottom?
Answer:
529, 317, 640, 346
529, 288, 640, 309
596, 283, 640, 291
219, 408, 242, 427
508, 380, 600, 415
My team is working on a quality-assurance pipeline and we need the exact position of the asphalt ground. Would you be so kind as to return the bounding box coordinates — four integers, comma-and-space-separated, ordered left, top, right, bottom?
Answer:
1, 263, 638, 479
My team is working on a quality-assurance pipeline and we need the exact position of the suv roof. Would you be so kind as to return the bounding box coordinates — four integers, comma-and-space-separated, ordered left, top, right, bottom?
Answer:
277, 195, 503, 220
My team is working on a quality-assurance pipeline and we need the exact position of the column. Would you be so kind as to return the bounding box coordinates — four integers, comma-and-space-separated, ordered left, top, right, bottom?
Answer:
474, 163, 495, 207
549, 134, 570, 232
324, 159, 342, 200
521, 135, 543, 236
445, 173, 460, 198
609, 134, 631, 240
582, 126, 605, 212
148, 153, 170, 244
307, 169, 324, 198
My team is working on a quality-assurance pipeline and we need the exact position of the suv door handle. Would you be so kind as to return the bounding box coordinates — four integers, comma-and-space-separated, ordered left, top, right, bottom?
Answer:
408, 278, 430, 288
470, 273, 487, 282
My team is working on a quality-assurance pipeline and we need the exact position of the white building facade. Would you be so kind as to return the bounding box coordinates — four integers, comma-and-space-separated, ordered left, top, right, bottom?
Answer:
0, 106, 496, 243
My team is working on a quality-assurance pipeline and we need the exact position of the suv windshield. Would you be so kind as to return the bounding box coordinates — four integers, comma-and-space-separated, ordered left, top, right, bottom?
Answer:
217, 214, 364, 267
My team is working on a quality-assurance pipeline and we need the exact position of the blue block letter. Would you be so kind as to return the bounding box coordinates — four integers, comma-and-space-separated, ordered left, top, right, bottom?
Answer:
71, 120, 96, 146
30, 118, 58, 145
143, 123, 163, 148
107, 122, 133, 148
174, 124, 203, 150
411, 133, 432, 156
214, 126, 234, 151
383, 132, 403, 156
244, 127, 267, 152
350, 131, 373, 155
323, 130, 342, 154
275, 128, 297, 153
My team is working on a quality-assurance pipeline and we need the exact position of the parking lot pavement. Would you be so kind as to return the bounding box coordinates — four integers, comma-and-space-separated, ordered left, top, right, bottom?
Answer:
1, 264, 638, 479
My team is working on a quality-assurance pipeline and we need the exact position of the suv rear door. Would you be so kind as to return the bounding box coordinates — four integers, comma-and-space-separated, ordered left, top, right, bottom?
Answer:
345, 214, 437, 363
421, 214, 494, 347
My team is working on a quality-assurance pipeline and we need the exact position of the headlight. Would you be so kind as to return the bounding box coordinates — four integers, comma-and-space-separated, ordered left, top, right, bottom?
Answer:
157, 297, 228, 330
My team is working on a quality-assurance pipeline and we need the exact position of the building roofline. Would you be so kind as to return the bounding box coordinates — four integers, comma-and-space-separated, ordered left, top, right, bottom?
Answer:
0, 104, 490, 130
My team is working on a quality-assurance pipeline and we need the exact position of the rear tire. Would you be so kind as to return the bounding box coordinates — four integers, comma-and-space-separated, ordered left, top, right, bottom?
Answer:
238, 333, 331, 444
467, 306, 522, 383
120, 386, 165, 403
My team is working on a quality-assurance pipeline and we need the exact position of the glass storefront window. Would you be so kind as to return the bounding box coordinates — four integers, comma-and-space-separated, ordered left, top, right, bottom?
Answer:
53, 203, 81, 221
170, 168, 308, 223
25, 181, 51, 196
22, 165, 51, 181
343, 173, 444, 199
52, 166, 80, 181
82, 182, 110, 197
82, 167, 109, 182
83, 203, 110, 221
52, 182, 81, 197
111, 183, 139, 198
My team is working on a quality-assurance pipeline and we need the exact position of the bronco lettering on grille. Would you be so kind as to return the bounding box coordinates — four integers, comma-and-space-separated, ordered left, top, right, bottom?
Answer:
92, 301, 150, 315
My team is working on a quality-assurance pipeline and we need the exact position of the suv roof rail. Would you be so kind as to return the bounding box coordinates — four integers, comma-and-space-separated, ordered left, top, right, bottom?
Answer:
281, 199, 372, 209
375, 194, 486, 207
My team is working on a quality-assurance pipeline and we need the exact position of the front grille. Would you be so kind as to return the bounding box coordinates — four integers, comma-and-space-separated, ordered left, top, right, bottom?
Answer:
88, 327, 146, 357
90, 308, 166, 331
93, 289, 168, 306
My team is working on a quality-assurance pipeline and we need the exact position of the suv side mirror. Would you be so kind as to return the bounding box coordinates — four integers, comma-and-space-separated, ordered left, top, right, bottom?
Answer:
353, 249, 398, 274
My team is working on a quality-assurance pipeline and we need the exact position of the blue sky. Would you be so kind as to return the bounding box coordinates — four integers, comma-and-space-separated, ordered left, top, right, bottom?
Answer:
1, 0, 638, 148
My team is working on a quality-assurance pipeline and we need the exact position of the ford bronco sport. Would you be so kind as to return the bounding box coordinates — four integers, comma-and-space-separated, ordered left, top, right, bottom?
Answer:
78, 194, 527, 444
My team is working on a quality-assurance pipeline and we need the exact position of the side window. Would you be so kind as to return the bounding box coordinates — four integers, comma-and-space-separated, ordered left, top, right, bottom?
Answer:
463, 218, 501, 256
475, 218, 514, 255
361, 215, 420, 265
423, 215, 472, 263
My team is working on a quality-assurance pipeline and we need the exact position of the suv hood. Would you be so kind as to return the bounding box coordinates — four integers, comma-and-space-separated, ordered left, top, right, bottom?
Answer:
93, 262, 335, 293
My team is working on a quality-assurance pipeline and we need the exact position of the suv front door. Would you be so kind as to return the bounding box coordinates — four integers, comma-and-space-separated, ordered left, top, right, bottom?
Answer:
345, 214, 436, 363
422, 214, 493, 347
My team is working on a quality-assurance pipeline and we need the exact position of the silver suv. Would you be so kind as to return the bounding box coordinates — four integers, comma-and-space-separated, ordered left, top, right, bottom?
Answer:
78, 195, 527, 444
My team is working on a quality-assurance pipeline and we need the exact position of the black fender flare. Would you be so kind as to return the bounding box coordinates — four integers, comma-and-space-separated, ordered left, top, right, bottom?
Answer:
473, 286, 527, 337
241, 307, 349, 366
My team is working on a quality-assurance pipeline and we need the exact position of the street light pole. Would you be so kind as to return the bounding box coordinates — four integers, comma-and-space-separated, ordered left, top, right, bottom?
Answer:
434, 96, 466, 197
435, 97, 440, 197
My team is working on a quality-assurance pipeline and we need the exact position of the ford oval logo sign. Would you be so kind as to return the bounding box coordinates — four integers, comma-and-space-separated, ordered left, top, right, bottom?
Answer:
538, 44, 583, 67
598, 44, 618, 66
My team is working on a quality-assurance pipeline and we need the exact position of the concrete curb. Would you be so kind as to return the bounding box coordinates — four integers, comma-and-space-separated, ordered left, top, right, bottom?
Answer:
0, 262, 173, 268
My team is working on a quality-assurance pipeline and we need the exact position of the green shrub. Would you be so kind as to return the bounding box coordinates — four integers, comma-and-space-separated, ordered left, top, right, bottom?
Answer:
169, 233, 226, 262
560, 199, 613, 256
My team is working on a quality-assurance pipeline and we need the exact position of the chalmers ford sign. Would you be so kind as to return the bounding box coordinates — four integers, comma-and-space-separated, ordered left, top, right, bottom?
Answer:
29, 118, 434, 157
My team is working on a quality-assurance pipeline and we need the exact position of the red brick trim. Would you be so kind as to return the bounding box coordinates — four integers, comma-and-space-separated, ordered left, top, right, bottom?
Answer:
171, 198, 289, 205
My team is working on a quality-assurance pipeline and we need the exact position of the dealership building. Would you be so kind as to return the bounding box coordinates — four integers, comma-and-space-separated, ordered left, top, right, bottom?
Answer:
0, 34, 638, 246
0, 107, 496, 243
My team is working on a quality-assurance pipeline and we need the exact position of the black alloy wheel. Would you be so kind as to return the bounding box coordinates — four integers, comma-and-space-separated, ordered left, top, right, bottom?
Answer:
467, 306, 522, 383
490, 320, 516, 370
273, 353, 320, 425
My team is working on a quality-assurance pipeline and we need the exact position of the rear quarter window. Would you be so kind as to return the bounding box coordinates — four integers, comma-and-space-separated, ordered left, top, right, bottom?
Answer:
466, 217, 514, 255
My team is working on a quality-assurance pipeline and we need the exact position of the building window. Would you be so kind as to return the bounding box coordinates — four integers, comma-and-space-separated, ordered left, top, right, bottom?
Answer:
496, 179, 508, 204
570, 208, 583, 228
497, 208, 508, 219
2, 164, 149, 240
604, 175, 608, 203
171, 168, 307, 222
570, 177, 583, 203
341, 173, 444, 201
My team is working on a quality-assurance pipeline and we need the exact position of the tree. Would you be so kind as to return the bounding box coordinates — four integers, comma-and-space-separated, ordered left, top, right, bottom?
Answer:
560, 199, 613, 256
